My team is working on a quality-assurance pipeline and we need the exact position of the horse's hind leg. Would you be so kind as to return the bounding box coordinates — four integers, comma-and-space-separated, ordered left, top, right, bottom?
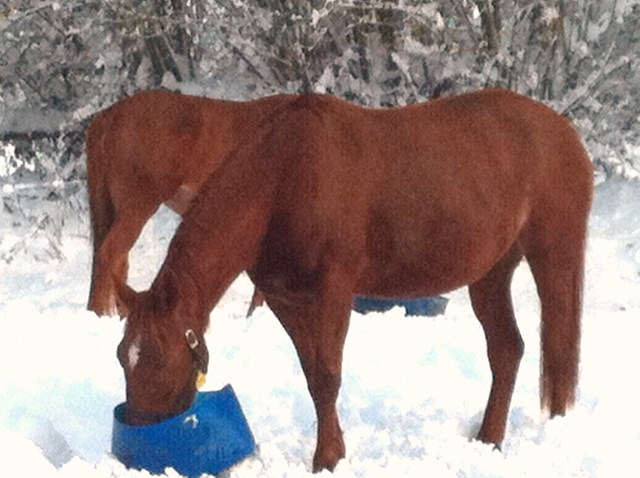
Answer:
89, 200, 158, 316
263, 264, 354, 472
469, 246, 524, 447
527, 245, 584, 416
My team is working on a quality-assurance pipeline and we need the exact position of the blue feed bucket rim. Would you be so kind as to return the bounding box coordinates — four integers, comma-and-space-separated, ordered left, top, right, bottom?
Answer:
112, 384, 255, 477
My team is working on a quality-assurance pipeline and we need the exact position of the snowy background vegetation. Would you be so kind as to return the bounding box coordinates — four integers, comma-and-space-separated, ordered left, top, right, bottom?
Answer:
1, 0, 640, 262
1, 2, 640, 476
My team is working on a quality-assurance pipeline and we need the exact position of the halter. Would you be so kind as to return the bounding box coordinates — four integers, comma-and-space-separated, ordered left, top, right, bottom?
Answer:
185, 328, 200, 351
185, 329, 208, 388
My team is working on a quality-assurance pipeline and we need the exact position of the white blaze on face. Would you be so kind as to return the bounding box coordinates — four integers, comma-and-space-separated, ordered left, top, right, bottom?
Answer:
128, 335, 142, 371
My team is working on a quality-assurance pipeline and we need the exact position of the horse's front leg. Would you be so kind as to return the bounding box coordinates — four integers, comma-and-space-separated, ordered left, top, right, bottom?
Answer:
305, 339, 347, 473
264, 265, 354, 472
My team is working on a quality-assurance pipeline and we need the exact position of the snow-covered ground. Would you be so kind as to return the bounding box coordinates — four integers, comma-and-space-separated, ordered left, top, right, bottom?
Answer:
1, 178, 639, 477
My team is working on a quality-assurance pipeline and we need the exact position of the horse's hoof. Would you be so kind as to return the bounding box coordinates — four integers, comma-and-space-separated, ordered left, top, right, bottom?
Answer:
312, 444, 345, 473
312, 459, 340, 474
475, 430, 503, 452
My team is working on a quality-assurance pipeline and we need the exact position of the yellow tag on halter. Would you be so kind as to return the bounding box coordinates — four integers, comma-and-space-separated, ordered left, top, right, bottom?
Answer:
196, 371, 207, 390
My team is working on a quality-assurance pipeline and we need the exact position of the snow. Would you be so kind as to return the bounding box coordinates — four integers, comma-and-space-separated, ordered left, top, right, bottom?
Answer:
2, 178, 640, 477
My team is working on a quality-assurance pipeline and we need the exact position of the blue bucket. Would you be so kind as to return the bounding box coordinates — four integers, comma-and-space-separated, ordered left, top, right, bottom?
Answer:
353, 295, 449, 316
112, 385, 255, 477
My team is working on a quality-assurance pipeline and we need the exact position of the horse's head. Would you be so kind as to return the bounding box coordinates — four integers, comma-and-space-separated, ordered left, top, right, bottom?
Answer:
114, 276, 209, 425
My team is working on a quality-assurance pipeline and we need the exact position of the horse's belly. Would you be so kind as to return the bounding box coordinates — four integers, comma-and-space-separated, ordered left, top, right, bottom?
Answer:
357, 255, 487, 298
357, 212, 525, 297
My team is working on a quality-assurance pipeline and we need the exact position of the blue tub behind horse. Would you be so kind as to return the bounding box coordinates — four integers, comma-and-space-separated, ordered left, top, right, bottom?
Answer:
353, 296, 448, 316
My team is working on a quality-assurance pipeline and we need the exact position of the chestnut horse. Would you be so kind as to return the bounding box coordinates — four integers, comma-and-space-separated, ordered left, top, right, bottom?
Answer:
86, 90, 290, 316
114, 90, 593, 472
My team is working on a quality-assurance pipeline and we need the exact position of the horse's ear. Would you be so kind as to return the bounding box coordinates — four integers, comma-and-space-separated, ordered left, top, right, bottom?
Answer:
152, 270, 180, 316
112, 275, 138, 319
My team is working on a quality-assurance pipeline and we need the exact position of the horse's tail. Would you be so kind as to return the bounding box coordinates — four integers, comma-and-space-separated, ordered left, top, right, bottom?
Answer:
539, 253, 584, 416
535, 129, 593, 417
86, 112, 116, 257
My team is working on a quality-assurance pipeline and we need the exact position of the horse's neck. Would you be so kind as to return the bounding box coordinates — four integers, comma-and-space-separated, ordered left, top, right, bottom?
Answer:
156, 149, 277, 325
